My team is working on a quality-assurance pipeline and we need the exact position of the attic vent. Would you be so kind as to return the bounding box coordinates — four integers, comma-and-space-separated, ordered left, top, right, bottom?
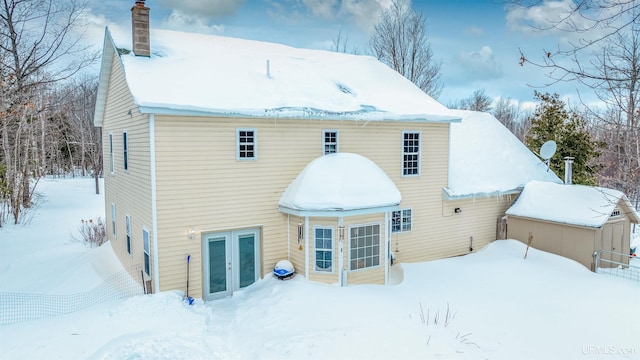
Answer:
610, 209, 621, 217
336, 83, 353, 95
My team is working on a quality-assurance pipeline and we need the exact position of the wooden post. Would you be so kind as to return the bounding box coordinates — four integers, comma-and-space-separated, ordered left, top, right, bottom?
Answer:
524, 232, 533, 259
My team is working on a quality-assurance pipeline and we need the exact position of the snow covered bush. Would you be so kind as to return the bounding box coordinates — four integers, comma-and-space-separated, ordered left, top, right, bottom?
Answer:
77, 218, 107, 247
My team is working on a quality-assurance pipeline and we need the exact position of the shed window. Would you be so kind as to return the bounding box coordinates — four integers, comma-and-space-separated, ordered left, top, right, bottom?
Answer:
349, 224, 380, 270
237, 128, 256, 160
402, 131, 420, 176
610, 209, 621, 217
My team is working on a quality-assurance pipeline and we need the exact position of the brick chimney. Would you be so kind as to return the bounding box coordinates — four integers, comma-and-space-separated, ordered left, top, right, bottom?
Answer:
131, 0, 150, 57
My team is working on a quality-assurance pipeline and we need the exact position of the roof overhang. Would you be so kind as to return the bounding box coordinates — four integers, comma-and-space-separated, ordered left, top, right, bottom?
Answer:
442, 186, 522, 201
278, 204, 400, 218
94, 28, 119, 128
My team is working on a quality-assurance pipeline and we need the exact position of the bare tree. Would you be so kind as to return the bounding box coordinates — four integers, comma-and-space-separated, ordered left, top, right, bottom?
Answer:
0, 0, 96, 224
369, 0, 442, 98
331, 28, 360, 55
492, 97, 530, 140
449, 89, 493, 112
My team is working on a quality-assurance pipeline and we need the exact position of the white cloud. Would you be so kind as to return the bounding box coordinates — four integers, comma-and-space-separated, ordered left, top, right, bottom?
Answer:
157, 0, 244, 18
465, 26, 483, 36
162, 10, 225, 34
301, 0, 339, 19
456, 46, 503, 80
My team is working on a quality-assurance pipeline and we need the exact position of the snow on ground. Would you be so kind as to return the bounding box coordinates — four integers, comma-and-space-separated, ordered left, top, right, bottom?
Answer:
1, 178, 640, 359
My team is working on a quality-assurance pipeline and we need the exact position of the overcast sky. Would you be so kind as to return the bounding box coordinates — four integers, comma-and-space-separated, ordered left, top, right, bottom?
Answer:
83, 0, 603, 109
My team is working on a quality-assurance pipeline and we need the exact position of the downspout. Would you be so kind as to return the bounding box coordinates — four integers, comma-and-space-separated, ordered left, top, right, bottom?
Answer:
338, 217, 344, 286
305, 216, 309, 281
384, 211, 390, 285
150, 114, 160, 293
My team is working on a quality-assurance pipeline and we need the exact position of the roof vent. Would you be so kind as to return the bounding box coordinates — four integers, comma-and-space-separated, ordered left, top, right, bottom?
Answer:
131, 0, 150, 57
564, 156, 574, 185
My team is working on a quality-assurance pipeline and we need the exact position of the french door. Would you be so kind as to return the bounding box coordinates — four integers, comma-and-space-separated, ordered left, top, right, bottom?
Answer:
203, 228, 261, 300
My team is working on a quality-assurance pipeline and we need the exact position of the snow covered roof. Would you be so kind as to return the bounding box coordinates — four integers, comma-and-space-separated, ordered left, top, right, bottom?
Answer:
506, 180, 640, 228
445, 110, 562, 198
279, 153, 401, 216
95, 28, 460, 126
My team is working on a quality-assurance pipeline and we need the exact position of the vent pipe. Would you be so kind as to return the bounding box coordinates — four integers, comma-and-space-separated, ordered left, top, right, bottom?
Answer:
564, 156, 574, 185
131, 0, 150, 57
266, 59, 271, 78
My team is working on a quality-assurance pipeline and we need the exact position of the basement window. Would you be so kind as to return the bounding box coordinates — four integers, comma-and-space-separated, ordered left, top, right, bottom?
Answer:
323, 130, 338, 155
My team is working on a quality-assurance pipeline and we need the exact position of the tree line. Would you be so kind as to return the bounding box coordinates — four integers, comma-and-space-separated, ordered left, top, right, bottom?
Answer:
0, 0, 638, 226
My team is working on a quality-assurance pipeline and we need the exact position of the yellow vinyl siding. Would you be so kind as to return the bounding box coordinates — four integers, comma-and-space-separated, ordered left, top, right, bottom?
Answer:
101, 53, 154, 290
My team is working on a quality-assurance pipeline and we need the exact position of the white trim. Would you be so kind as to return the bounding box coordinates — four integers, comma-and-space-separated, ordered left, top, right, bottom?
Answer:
322, 129, 339, 155
137, 105, 463, 124
150, 114, 160, 293
384, 212, 390, 285
287, 215, 290, 260
347, 222, 383, 272
236, 127, 257, 161
338, 217, 344, 286
401, 130, 421, 177
279, 204, 399, 218
305, 216, 309, 281
312, 225, 335, 273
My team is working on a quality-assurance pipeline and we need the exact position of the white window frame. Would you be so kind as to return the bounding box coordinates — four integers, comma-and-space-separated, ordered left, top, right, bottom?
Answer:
314, 226, 334, 273
122, 130, 129, 171
322, 129, 339, 155
108, 133, 114, 175
610, 209, 621, 218
236, 128, 257, 160
125, 214, 132, 255
348, 222, 382, 271
111, 203, 116, 238
143, 228, 150, 276
402, 130, 421, 177
392, 208, 412, 233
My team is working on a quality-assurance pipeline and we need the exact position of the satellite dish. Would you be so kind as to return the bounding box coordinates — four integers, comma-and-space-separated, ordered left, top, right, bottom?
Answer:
539, 140, 557, 160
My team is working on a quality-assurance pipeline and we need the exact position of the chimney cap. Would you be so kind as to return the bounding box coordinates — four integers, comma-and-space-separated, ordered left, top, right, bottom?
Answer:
135, 0, 146, 7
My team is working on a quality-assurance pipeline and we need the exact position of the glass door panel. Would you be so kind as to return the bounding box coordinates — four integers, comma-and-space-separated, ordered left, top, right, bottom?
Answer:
208, 236, 228, 295
238, 233, 256, 288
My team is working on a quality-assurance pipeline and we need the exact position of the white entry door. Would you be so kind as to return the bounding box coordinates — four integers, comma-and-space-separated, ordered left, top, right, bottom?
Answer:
203, 228, 261, 300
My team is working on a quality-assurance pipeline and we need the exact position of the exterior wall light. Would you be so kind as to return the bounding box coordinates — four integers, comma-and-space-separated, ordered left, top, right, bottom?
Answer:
297, 222, 304, 243
187, 228, 196, 240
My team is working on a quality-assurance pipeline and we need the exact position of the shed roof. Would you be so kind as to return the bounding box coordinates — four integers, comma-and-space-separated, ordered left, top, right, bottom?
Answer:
278, 153, 401, 217
445, 110, 562, 198
95, 28, 460, 126
506, 180, 640, 228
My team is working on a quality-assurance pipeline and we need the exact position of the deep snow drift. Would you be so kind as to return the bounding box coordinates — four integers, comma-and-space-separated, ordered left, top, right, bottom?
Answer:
1, 178, 639, 360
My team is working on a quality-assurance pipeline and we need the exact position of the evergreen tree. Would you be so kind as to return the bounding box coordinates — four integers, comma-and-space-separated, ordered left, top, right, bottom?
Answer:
525, 92, 605, 185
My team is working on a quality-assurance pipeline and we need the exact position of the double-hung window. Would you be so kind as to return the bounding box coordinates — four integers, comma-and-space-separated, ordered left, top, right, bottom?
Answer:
122, 131, 129, 171
237, 128, 256, 160
111, 203, 116, 237
392, 209, 412, 233
108, 133, 114, 175
143, 229, 150, 276
349, 224, 381, 270
402, 131, 420, 176
322, 130, 338, 155
314, 227, 334, 272
125, 215, 132, 255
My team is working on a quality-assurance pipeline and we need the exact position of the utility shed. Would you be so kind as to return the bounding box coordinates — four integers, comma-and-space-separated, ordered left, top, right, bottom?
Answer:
506, 180, 640, 270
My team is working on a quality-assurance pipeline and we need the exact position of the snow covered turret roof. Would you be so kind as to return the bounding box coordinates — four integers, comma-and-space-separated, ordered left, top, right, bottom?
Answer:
506, 180, 640, 228
95, 28, 461, 126
279, 153, 401, 216
445, 110, 562, 198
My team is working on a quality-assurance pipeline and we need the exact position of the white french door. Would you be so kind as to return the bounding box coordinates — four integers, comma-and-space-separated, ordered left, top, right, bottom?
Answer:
203, 228, 260, 300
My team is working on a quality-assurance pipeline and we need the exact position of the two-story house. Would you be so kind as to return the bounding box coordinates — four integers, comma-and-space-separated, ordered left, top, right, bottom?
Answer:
94, 2, 560, 300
